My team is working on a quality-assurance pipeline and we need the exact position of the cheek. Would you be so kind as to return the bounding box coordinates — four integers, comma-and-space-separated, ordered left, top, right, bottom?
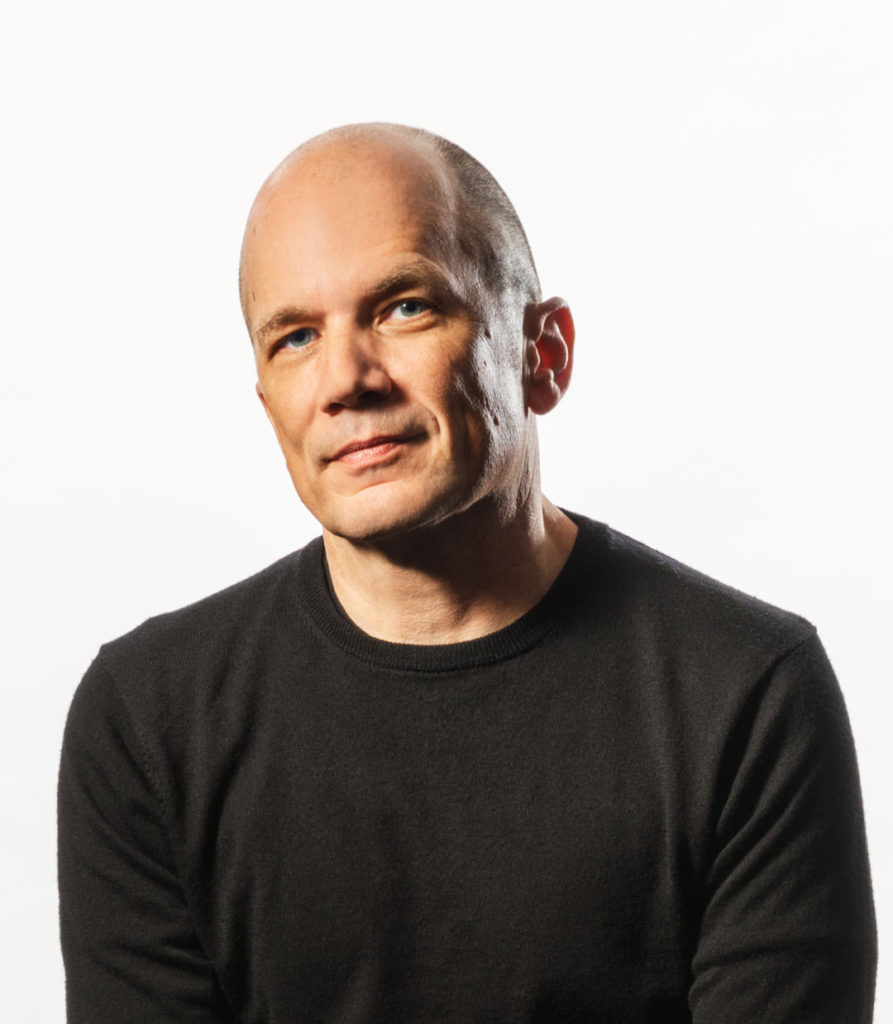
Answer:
464, 338, 525, 427
444, 364, 524, 464
263, 381, 313, 450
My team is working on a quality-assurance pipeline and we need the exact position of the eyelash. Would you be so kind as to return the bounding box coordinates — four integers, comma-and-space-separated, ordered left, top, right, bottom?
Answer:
387, 298, 435, 320
277, 327, 317, 351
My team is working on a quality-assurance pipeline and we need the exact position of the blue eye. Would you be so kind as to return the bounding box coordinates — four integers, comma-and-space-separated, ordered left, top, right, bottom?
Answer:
390, 299, 428, 319
280, 327, 317, 349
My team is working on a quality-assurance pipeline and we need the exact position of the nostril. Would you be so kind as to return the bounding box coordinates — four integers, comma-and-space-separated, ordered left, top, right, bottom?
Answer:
320, 334, 393, 410
324, 366, 394, 412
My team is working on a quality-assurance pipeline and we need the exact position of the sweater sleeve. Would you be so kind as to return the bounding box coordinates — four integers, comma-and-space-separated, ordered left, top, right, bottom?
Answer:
689, 632, 876, 1021
57, 655, 232, 1023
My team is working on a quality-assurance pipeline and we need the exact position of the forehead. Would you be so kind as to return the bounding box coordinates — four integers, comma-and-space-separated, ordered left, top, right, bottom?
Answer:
241, 141, 466, 325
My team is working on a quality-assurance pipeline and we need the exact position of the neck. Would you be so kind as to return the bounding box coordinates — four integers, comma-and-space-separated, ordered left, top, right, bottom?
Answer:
322, 496, 578, 645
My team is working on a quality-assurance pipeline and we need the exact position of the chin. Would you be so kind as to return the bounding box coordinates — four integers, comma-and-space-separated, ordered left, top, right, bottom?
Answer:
314, 484, 469, 545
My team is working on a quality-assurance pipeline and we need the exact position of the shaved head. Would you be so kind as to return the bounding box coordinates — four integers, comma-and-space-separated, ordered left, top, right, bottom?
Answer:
239, 123, 541, 327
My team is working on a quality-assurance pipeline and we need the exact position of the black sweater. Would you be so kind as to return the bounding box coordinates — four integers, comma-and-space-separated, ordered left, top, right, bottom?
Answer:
58, 516, 876, 1022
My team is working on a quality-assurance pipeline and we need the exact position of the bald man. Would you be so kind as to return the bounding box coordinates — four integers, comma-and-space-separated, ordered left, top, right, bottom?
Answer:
58, 124, 876, 1023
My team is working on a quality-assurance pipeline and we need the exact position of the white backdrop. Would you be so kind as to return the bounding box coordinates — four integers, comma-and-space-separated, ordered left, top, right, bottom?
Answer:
2, 1, 890, 1019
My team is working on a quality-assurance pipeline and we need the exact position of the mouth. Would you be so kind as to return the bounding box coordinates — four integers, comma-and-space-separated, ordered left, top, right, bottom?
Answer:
329, 434, 421, 465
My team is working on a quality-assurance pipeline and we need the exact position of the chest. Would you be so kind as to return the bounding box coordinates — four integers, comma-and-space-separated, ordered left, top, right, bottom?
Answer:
175, 669, 696, 1021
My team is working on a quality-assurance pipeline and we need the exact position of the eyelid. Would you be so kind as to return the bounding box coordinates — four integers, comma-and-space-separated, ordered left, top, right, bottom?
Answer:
271, 326, 318, 354
382, 296, 437, 320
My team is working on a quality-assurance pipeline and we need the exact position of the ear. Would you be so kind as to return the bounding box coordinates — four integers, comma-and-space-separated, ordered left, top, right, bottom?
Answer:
256, 379, 269, 416
256, 380, 284, 445
524, 297, 575, 415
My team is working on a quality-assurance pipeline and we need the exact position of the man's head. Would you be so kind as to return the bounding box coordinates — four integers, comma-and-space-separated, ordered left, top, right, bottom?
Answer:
240, 123, 574, 543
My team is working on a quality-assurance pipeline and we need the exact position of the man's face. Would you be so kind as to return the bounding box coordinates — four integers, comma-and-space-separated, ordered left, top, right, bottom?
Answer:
242, 143, 534, 543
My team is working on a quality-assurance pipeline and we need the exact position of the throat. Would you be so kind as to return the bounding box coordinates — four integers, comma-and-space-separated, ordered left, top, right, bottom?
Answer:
322, 499, 578, 645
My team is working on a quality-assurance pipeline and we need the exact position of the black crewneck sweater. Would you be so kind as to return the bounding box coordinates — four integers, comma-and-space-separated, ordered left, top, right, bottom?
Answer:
58, 516, 876, 1022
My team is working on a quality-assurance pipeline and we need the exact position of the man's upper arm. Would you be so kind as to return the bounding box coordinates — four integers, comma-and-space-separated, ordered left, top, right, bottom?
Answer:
58, 655, 231, 1023
689, 632, 876, 1021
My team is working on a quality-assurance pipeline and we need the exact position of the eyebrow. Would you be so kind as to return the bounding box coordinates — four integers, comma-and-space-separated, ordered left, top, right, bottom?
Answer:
253, 307, 315, 349
252, 259, 460, 350
364, 260, 457, 307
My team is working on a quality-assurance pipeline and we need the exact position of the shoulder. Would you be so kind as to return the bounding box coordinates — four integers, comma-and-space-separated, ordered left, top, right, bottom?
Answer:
101, 544, 315, 671
566, 515, 821, 709
68, 541, 323, 748
619, 525, 810, 638
566, 519, 859, 848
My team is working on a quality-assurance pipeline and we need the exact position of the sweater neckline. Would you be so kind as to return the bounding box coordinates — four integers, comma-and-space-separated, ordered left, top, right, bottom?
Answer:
292, 513, 605, 673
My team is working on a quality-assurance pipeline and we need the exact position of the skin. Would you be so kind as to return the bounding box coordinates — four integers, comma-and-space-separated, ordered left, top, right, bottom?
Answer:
241, 127, 577, 643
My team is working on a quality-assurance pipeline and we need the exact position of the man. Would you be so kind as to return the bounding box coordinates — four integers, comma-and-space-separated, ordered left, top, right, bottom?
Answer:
58, 123, 876, 1022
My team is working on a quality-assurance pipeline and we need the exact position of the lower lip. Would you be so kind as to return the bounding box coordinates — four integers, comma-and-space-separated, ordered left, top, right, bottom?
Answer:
336, 440, 405, 466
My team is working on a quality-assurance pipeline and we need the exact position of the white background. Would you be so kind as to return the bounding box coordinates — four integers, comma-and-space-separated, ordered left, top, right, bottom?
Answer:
2, 1, 890, 1019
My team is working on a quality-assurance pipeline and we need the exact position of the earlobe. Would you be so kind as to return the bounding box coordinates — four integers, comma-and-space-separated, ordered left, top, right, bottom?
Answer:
525, 298, 575, 415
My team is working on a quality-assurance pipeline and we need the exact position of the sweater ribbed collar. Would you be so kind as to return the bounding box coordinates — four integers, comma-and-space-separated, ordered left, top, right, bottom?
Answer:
293, 513, 605, 673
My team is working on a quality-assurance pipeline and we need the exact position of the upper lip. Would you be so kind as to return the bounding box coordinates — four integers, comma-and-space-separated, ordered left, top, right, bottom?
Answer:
328, 433, 417, 462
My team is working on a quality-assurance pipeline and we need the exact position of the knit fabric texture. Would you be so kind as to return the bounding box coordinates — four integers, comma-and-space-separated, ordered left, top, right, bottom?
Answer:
58, 515, 876, 1022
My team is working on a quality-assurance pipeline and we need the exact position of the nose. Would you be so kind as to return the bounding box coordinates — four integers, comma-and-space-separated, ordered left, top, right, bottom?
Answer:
320, 326, 393, 411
